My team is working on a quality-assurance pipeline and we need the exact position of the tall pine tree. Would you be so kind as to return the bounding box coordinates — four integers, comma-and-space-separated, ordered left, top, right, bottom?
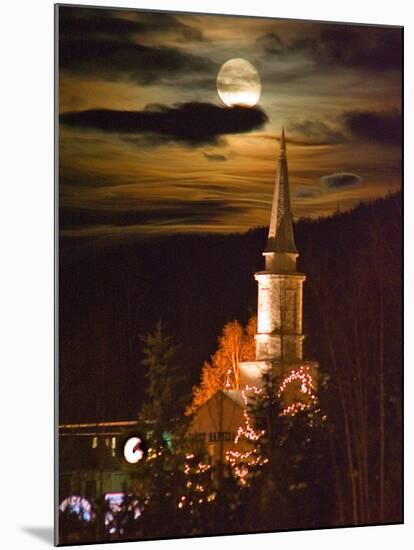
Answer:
137, 320, 189, 537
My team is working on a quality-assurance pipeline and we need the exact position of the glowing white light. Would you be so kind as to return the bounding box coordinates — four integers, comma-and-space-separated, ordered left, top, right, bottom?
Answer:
123, 436, 144, 464
59, 496, 93, 522
278, 365, 317, 416
217, 58, 261, 107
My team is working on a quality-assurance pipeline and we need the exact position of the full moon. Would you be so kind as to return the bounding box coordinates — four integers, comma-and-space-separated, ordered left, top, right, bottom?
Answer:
217, 58, 261, 107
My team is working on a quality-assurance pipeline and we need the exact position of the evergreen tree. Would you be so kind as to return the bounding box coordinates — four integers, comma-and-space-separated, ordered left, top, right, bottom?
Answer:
244, 370, 332, 531
138, 321, 253, 537
140, 319, 187, 428
137, 320, 189, 538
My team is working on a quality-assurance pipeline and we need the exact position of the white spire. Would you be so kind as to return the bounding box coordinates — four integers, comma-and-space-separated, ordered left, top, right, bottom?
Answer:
279, 126, 286, 158
265, 127, 297, 256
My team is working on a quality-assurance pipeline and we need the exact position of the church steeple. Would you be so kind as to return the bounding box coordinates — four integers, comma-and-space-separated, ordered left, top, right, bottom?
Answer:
264, 128, 297, 272
238, 125, 318, 396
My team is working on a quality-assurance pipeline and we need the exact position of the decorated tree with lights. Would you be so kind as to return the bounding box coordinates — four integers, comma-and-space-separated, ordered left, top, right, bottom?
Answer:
223, 276, 331, 529
175, 451, 219, 534
240, 367, 332, 531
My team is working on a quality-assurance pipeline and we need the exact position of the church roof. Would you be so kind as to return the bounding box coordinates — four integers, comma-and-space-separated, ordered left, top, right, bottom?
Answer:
191, 389, 244, 415
265, 128, 297, 254
222, 389, 244, 408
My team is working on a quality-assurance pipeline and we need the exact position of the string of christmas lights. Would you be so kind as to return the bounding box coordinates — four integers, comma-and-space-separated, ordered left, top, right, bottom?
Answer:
277, 365, 318, 416
225, 385, 268, 483
226, 366, 318, 482
178, 454, 214, 509
180, 366, 319, 490
235, 385, 265, 443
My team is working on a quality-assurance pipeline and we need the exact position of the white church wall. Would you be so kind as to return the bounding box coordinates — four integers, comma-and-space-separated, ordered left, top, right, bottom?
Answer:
187, 391, 251, 466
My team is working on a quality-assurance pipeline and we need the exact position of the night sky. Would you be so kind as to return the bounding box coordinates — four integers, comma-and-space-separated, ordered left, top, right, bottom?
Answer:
58, 6, 402, 241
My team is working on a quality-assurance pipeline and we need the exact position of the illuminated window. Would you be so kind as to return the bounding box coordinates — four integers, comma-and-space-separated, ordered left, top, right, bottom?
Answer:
111, 437, 116, 449
92, 436, 98, 449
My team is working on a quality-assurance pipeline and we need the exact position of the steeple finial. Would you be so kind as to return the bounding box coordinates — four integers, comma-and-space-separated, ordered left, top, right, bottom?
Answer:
279, 126, 286, 158
264, 127, 297, 262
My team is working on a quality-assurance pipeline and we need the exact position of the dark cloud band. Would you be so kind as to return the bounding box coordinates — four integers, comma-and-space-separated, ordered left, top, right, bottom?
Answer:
58, 6, 212, 85
59, 39, 216, 85
203, 152, 228, 161
321, 172, 362, 189
59, 7, 205, 42
257, 25, 402, 72
60, 199, 249, 230
60, 102, 269, 146
343, 110, 402, 145
285, 110, 401, 148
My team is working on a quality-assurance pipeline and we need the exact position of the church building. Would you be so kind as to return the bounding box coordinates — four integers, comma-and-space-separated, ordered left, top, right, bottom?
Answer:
189, 129, 318, 465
